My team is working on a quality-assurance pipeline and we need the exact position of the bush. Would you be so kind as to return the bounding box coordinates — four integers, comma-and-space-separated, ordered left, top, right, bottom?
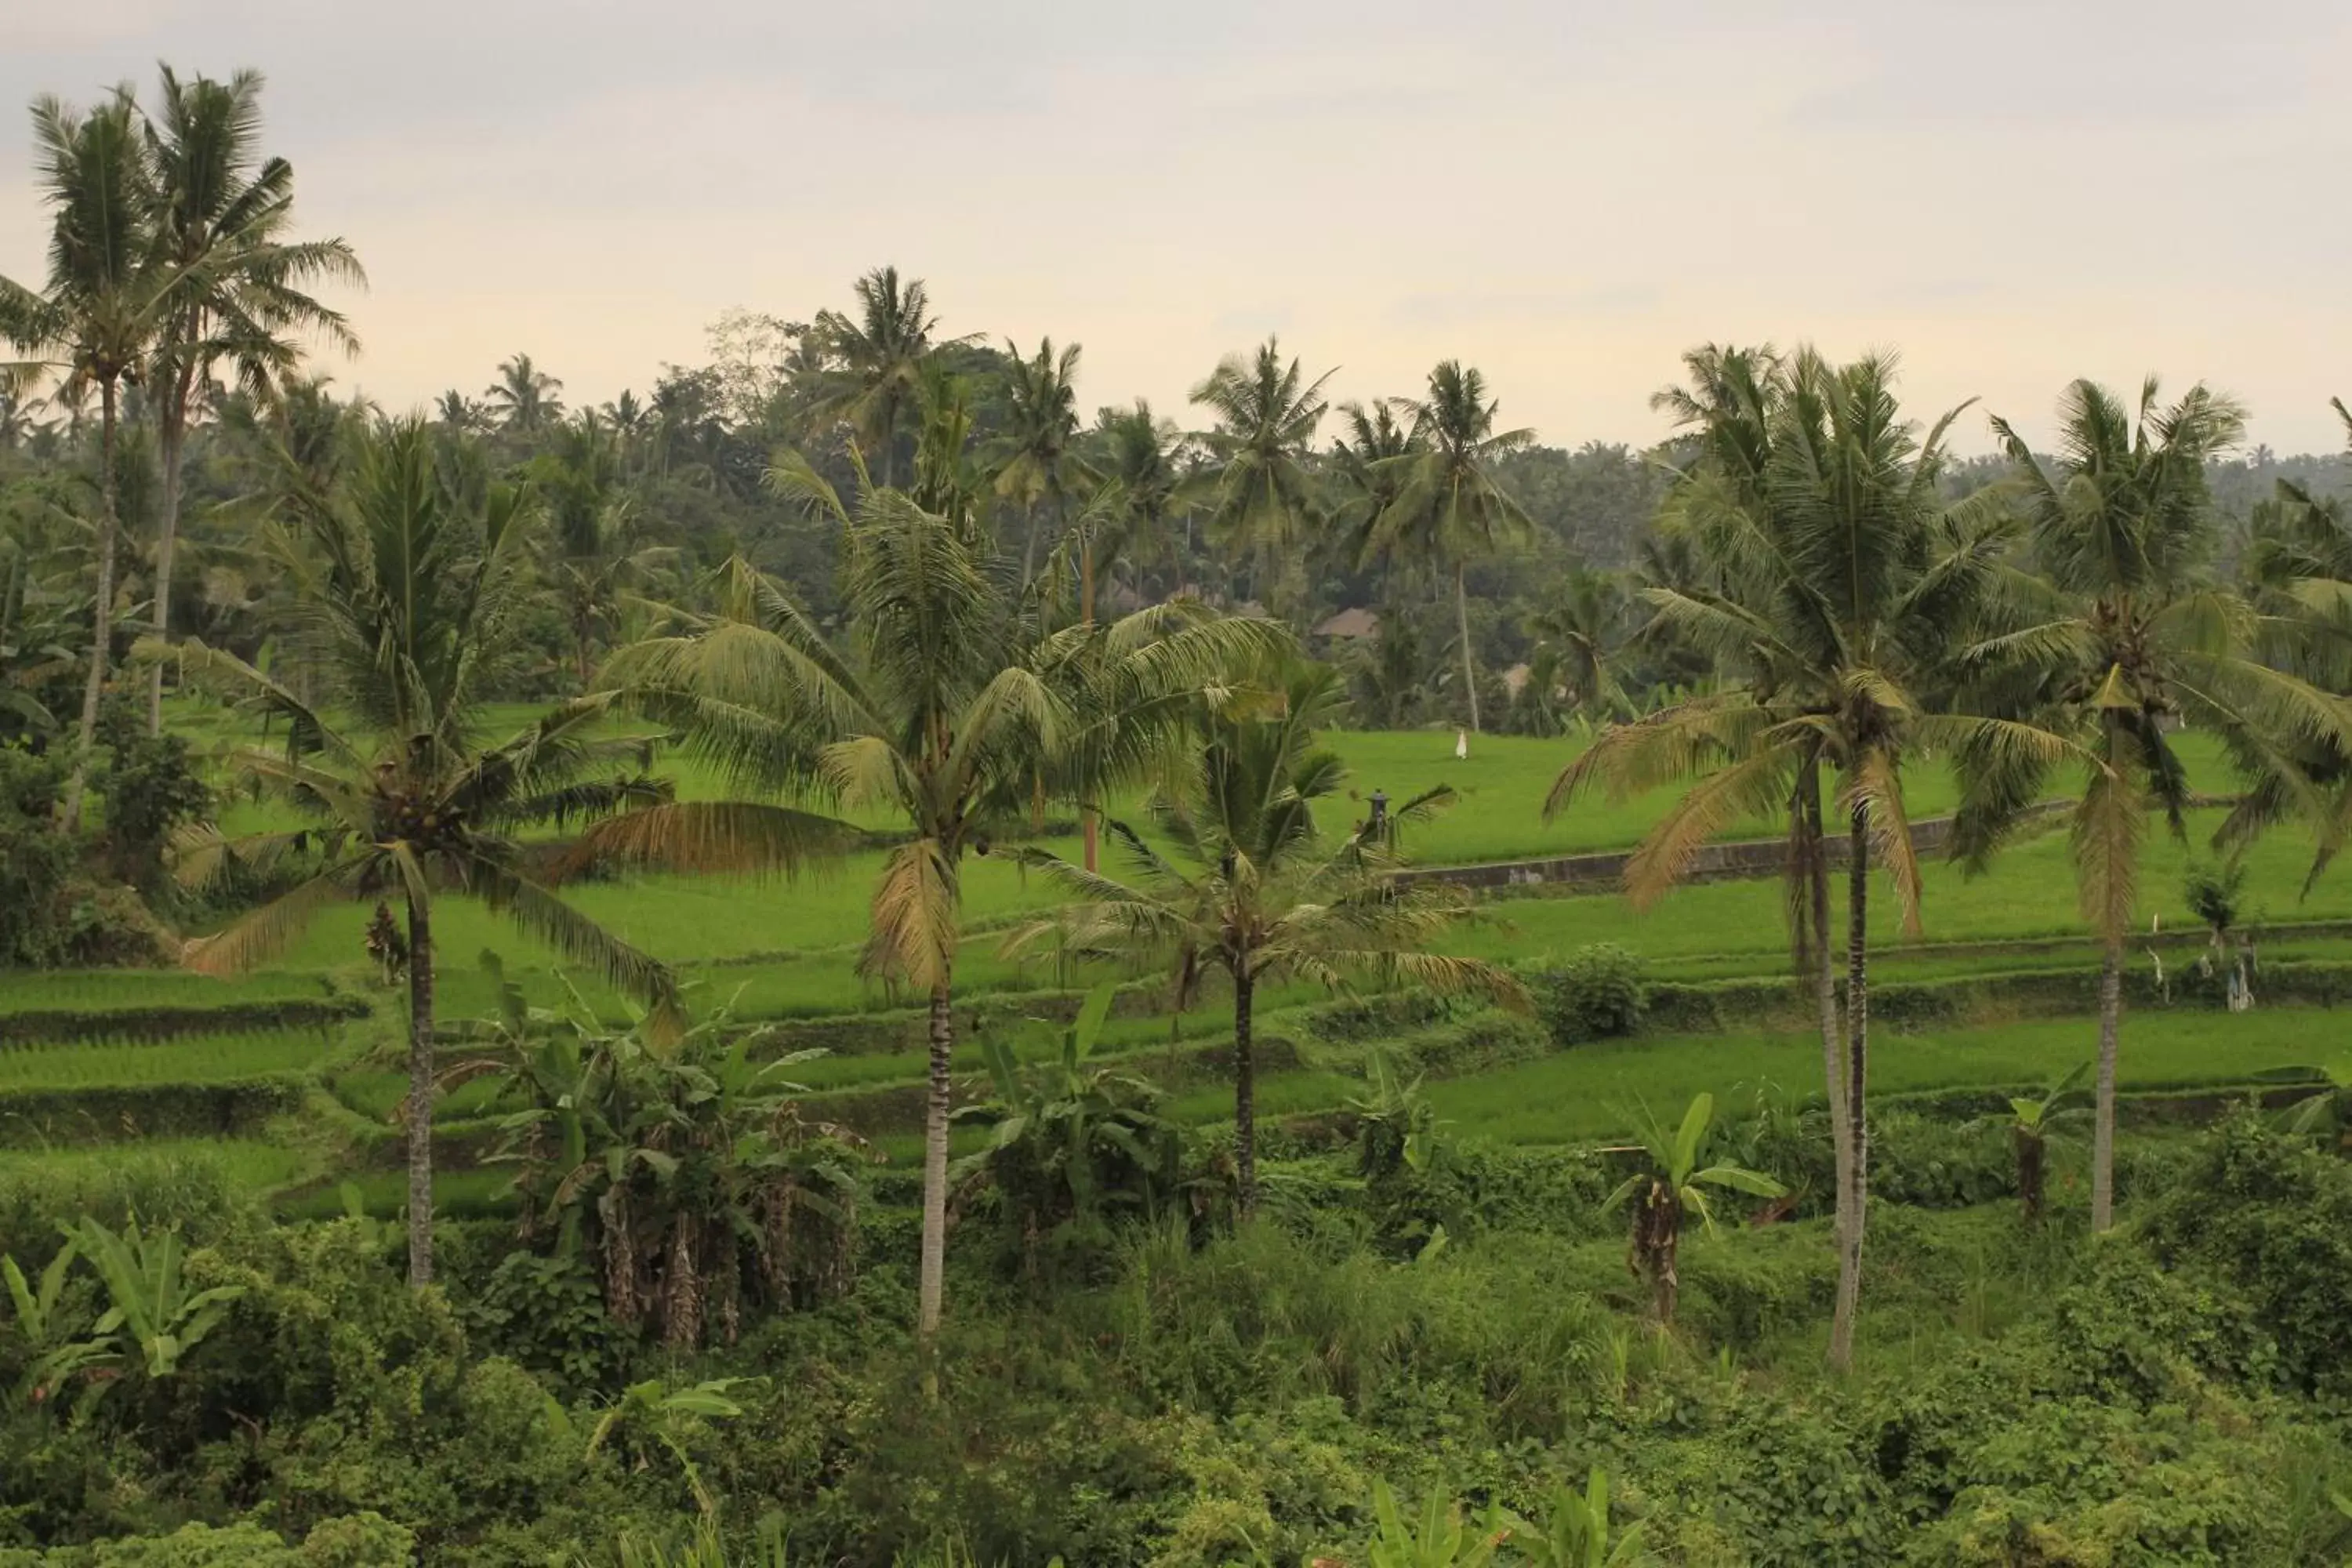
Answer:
93, 704, 209, 894
0, 748, 170, 970
1533, 944, 1644, 1045
2140, 1109, 2352, 1396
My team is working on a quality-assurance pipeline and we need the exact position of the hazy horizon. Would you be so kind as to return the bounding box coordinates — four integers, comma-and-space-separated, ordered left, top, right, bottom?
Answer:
5, 0, 2348, 455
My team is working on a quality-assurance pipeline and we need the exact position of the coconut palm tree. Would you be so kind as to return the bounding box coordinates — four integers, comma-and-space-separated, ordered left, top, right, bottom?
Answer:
806, 266, 967, 488
1189, 337, 1334, 610
535, 414, 674, 689
1973, 376, 2352, 1231
486, 352, 564, 436
1090, 398, 1196, 599
1605, 1091, 1783, 1323
1552, 347, 2075, 1370
1518, 568, 1630, 731
1010, 662, 1524, 1216
585, 441, 1284, 1336
993, 336, 1096, 590
154, 419, 675, 1288
1361, 361, 1535, 735
0, 87, 196, 829
139, 64, 365, 733
1330, 398, 1421, 594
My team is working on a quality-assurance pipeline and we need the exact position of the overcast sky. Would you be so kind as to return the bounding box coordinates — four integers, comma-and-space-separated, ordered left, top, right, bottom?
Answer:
4, 1, 2348, 453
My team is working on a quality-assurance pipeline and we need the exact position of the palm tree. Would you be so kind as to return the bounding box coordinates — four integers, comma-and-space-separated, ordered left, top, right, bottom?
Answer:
1605, 1091, 1783, 1323
993, 336, 1095, 590
1552, 347, 2073, 1370
139, 64, 365, 733
806, 266, 963, 488
1189, 337, 1334, 610
0, 87, 194, 829
1011, 662, 1523, 1216
1518, 568, 1630, 731
1362, 361, 1535, 735
155, 419, 676, 1287
536, 416, 673, 688
434, 388, 488, 435
1091, 399, 1196, 598
1329, 398, 1421, 597
586, 444, 1283, 1336
486, 352, 564, 435
1976, 377, 2352, 1231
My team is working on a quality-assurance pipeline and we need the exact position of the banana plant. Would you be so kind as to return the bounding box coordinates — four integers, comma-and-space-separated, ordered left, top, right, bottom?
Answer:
1508, 1468, 1650, 1566
2274, 1058, 2352, 1154
3, 1240, 115, 1404
68, 1217, 243, 1378
1967, 1062, 2091, 1222
557, 1375, 761, 1518
951, 982, 1187, 1261
1604, 1093, 1784, 1325
1364, 1479, 1507, 1568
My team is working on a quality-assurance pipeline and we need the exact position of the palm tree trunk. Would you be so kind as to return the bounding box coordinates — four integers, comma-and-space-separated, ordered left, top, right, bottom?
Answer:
147, 406, 187, 735
1080, 535, 1099, 874
1829, 804, 1871, 1373
1798, 770, 1858, 1370
1233, 967, 1258, 1219
1455, 562, 1481, 735
2091, 936, 2122, 1231
405, 896, 436, 1288
917, 977, 954, 1337
63, 378, 119, 833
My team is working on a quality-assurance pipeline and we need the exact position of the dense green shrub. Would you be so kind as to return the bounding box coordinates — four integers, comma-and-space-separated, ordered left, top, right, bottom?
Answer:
1532, 944, 1643, 1045
453, 1251, 637, 1398
0, 749, 169, 970
91, 705, 209, 895
2140, 1109, 2352, 1396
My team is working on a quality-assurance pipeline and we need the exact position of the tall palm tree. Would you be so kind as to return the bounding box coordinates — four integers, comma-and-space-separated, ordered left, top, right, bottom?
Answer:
154, 419, 676, 1287
807, 266, 965, 488
993, 336, 1096, 590
1189, 337, 1334, 610
1552, 347, 2071, 1370
586, 444, 1284, 1338
0, 88, 194, 829
535, 415, 673, 688
1330, 398, 1421, 593
1518, 567, 1629, 731
140, 64, 365, 732
1975, 378, 2352, 1232
1090, 398, 1197, 599
485, 352, 564, 436
434, 388, 488, 435
1362, 361, 1534, 735
1013, 662, 1523, 1215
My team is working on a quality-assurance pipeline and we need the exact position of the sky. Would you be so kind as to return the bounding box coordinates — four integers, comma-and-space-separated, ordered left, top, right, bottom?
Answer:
4, 0, 2349, 455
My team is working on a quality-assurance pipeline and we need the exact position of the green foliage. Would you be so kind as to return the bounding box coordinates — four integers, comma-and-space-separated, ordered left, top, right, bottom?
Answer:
91, 703, 209, 891
2140, 1108, 2352, 1395
1533, 946, 1644, 1045
485, 987, 866, 1347
67, 1216, 244, 1377
953, 983, 1205, 1281
1363, 1479, 1504, 1567
456, 1250, 636, 1397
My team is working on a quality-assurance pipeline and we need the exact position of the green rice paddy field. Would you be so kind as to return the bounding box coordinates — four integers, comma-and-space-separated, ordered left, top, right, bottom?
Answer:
5, 708, 2342, 1211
